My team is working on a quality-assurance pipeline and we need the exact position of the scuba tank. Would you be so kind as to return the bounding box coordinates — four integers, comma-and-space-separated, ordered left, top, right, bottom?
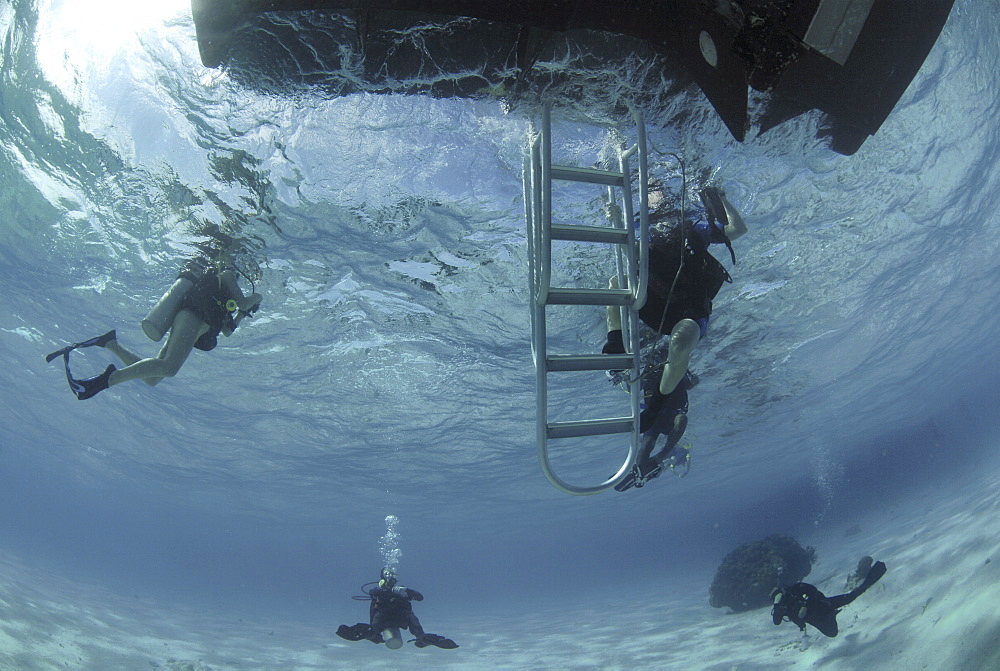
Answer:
141, 277, 194, 341
382, 628, 403, 649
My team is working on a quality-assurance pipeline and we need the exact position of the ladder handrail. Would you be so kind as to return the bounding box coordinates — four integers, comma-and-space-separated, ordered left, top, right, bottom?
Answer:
632, 106, 650, 310
524, 150, 539, 368
536, 104, 554, 306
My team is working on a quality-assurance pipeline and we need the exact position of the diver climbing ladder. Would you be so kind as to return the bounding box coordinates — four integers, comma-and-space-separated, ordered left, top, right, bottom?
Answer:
524, 103, 650, 495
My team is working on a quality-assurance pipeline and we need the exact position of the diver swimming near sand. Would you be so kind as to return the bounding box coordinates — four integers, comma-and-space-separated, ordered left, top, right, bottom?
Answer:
337, 568, 457, 650
770, 557, 887, 637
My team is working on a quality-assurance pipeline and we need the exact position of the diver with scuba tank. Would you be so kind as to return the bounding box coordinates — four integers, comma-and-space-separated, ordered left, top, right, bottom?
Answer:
47, 250, 261, 400
605, 184, 748, 490
336, 568, 458, 650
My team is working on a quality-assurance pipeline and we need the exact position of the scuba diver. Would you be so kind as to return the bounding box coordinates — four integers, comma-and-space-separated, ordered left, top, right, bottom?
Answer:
337, 568, 458, 650
770, 558, 887, 637
606, 184, 746, 489
603, 184, 747, 395
47, 249, 262, 400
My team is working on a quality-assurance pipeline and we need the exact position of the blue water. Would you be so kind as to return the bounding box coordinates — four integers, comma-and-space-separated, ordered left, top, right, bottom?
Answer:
2, 0, 1000, 668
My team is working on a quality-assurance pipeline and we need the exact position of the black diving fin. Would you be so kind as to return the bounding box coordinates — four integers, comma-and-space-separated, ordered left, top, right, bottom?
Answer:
698, 186, 737, 263
45, 329, 117, 363
46, 330, 118, 400
855, 561, 887, 596
336, 623, 381, 643
412, 633, 458, 649
614, 461, 662, 492
699, 186, 729, 229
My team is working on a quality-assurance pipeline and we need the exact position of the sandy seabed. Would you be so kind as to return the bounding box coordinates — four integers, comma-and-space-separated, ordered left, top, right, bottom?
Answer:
2, 472, 999, 671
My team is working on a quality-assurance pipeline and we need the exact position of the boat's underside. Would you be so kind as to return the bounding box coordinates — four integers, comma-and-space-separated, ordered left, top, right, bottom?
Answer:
191, 0, 955, 155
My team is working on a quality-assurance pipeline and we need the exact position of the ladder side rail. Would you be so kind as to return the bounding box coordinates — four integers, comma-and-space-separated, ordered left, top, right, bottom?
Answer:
616, 148, 643, 470
607, 184, 632, 349
611, 154, 642, 474
528, 131, 551, 489
627, 110, 650, 467
617, 147, 640, 318
616, 149, 643, 474
633, 109, 650, 310
626, 287, 643, 467
610, 159, 640, 475
537, 103, 554, 306
524, 147, 541, 367
539, 432, 633, 495
535, 302, 555, 490
531, 138, 544, 305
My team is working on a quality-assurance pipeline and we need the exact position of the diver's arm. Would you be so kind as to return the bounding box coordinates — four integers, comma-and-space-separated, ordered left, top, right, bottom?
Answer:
393, 585, 423, 601
219, 270, 262, 335
235, 292, 262, 316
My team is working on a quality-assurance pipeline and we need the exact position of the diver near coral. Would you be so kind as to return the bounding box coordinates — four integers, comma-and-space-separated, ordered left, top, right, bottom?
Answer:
605, 184, 746, 488
337, 568, 458, 650
47, 247, 261, 400
770, 558, 887, 637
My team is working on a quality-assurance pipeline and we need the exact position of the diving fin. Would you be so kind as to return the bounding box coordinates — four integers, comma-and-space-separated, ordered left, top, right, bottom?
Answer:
412, 633, 458, 649
699, 186, 729, 229
336, 623, 379, 643
71, 364, 116, 400
45, 329, 117, 363
856, 560, 887, 595
698, 186, 738, 263
47, 330, 118, 400
614, 461, 662, 492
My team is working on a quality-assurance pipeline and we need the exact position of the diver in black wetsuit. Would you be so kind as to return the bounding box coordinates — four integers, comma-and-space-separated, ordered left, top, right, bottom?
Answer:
605, 186, 745, 490
337, 568, 458, 650
770, 558, 887, 637
603, 185, 747, 398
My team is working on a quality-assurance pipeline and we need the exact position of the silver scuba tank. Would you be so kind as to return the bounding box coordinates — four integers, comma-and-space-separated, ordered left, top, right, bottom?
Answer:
141, 277, 194, 341
382, 628, 403, 649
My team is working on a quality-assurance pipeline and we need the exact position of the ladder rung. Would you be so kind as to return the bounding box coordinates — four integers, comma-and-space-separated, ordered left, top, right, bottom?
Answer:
547, 353, 634, 372
551, 165, 625, 186
548, 417, 634, 439
551, 224, 628, 244
546, 288, 632, 306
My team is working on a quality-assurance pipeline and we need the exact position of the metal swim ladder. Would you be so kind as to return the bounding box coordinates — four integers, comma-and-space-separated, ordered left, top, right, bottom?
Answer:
524, 102, 650, 495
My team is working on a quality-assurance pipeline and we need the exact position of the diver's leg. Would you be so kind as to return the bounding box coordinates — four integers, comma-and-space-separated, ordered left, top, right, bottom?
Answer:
407, 613, 424, 639
101, 337, 160, 386
603, 276, 626, 358
607, 276, 624, 332
659, 319, 699, 394
103, 338, 143, 367
653, 412, 688, 464
107, 310, 206, 387
105, 339, 167, 387
637, 432, 658, 466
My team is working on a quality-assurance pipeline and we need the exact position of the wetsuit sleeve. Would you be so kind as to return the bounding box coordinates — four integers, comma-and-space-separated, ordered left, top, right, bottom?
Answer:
694, 219, 737, 265
405, 589, 424, 601
692, 220, 728, 246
